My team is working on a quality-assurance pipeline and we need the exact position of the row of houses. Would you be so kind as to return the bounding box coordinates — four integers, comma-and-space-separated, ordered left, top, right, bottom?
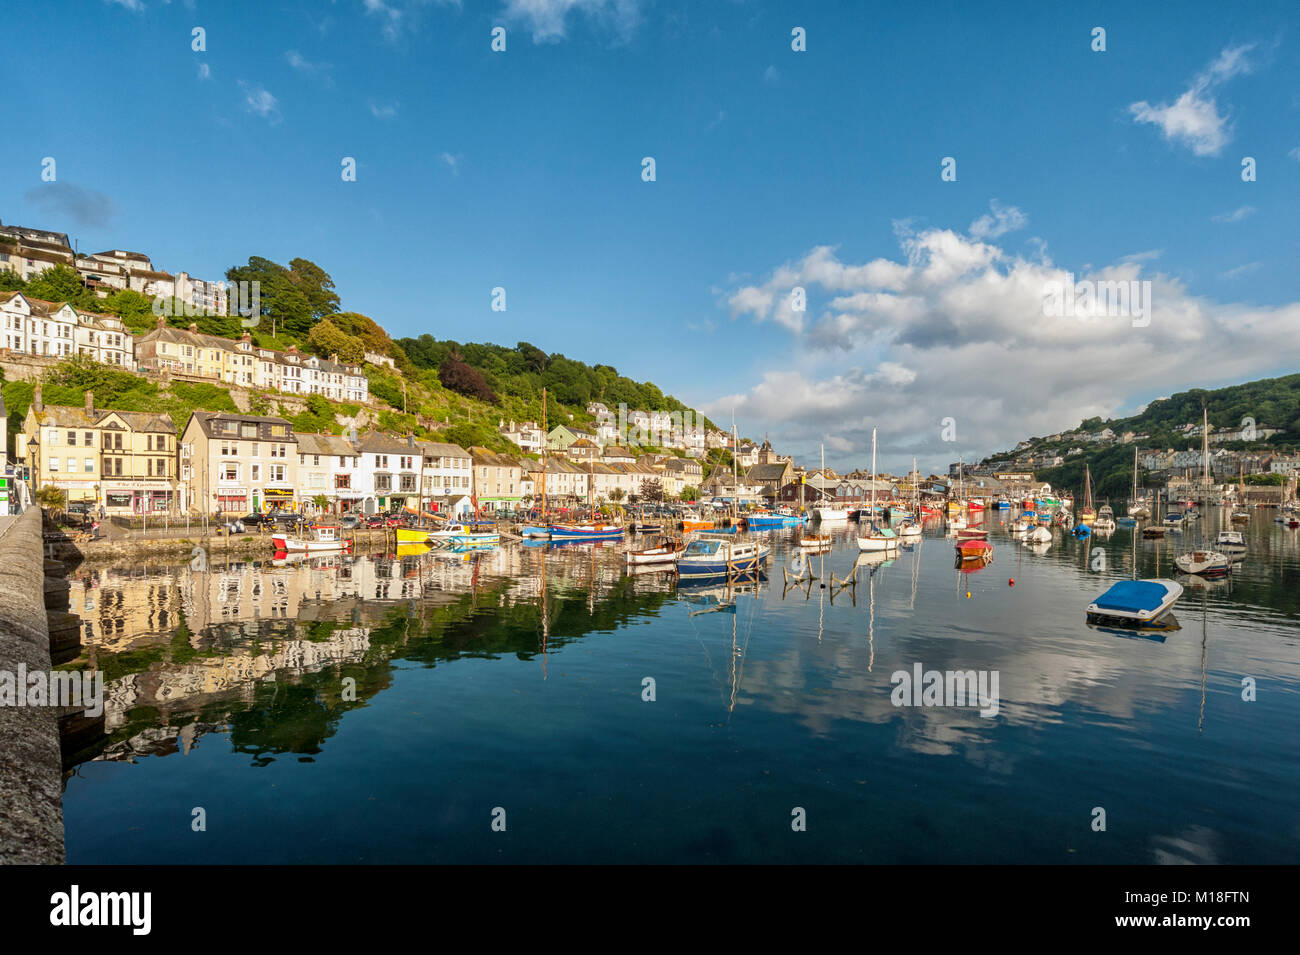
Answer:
0, 292, 370, 403
0, 220, 228, 315
8, 391, 711, 518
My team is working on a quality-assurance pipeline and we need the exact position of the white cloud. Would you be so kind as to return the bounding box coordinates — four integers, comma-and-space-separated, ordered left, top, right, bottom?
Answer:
1220, 262, 1262, 279
1211, 205, 1255, 223
369, 101, 399, 119
285, 50, 332, 84
763, 65, 780, 86
968, 200, 1027, 240
501, 0, 641, 43
713, 223, 1300, 471
440, 152, 462, 174
364, 0, 462, 42
1129, 43, 1256, 156
239, 83, 281, 123
1289, 147, 1300, 161
105, 0, 145, 11
196, 62, 211, 80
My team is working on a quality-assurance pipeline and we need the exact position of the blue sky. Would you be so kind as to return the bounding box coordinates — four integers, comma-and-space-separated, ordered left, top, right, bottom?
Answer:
5, 0, 1299, 472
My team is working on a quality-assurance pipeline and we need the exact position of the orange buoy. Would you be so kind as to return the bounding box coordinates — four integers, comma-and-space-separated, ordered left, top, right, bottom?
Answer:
1009, 578, 1015, 586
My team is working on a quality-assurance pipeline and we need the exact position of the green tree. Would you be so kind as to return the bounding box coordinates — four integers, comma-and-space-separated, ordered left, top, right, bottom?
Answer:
24, 265, 95, 308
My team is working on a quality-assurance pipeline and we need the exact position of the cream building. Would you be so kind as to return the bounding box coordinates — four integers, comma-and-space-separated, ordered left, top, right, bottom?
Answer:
19, 387, 177, 513
181, 411, 298, 516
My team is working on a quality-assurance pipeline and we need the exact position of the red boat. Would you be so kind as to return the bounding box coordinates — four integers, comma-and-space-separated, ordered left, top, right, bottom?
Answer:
956, 528, 989, 540
955, 539, 993, 561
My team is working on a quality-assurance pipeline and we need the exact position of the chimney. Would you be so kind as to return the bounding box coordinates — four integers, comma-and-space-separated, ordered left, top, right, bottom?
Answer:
156, 314, 166, 329
85, 391, 94, 415
33, 383, 43, 413
188, 323, 198, 334
242, 331, 252, 343
329, 353, 338, 364
407, 434, 415, 448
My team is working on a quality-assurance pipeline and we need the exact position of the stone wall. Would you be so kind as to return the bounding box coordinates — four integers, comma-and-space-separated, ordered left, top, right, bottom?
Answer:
0, 509, 66, 864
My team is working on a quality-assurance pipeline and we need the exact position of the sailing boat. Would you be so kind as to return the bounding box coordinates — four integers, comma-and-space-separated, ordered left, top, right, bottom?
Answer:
1120, 447, 1144, 525
898, 456, 922, 537
521, 388, 552, 538
1079, 464, 1096, 525
858, 428, 899, 553
1175, 408, 1229, 578
1231, 463, 1250, 522
812, 443, 850, 523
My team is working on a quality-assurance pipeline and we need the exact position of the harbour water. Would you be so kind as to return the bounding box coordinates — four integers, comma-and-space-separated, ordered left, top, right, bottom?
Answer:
59, 511, 1300, 863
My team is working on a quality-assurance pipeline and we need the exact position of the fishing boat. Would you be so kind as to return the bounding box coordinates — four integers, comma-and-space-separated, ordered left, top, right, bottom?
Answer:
955, 538, 993, 561
549, 523, 624, 541
743, 512, 787, 530
625, 537, 684, 566
857, 428, 899, 553
271, 524, 352, 553
676, 536, 770, 580
1093, 504, 1116, 531
1010, 515, 1035, 535
1086, 579, 1183, 627
1214, 529, 1246, 554
1174, 548, 1230, 579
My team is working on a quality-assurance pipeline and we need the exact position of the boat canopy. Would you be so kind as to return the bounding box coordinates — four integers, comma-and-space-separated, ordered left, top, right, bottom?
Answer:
682, 539, 723, 557
1092, 580, 1173, 615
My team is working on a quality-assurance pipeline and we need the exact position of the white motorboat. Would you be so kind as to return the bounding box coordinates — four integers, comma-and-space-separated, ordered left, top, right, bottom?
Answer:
1086, 579, 1183, 626
271, 524, 352, 553
625, 538, 684, 566
1174, 549, 1230, 578
1213, 529, 1246, 554
1093, 505, 1116, 531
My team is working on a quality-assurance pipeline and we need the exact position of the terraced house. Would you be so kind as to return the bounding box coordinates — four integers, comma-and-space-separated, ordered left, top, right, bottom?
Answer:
18, 387, 177, 514
359, 432, 422, 514
0, 291, 135, 366
182, 411, 298, 516
470, 447, 524, 512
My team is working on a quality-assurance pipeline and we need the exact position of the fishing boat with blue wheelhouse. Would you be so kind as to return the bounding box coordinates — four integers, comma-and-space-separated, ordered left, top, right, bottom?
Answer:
676, 535, 771, 580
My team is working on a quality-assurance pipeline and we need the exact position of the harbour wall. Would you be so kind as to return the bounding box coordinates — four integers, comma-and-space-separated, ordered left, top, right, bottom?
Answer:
0, 509, 66, 864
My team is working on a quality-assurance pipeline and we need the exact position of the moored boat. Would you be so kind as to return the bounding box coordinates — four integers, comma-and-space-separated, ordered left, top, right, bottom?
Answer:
1086, 579, 1182, 626
676, 537, 770, 580
549, 523, 624, 541
271, 524, 352, 553
625, 538, 684, 566
955, 538, 993, 561
1174, 549, 1230, 578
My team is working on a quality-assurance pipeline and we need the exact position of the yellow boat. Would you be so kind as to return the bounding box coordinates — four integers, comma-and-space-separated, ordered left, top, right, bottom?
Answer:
395, 527, 433, 545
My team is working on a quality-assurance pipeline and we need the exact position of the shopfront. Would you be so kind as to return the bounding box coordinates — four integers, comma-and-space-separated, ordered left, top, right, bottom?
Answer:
263, 487, 296, 512
104, 488, 174, 514
215, 486, 248, 514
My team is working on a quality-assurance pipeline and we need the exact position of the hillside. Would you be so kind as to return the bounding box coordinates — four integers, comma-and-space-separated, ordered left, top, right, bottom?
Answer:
0, 255, 716, 457
982, 373, 1300, 501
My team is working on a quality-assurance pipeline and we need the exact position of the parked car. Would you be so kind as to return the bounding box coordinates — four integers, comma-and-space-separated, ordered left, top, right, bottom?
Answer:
340, 514, 360, 530
239, 512, 274, 527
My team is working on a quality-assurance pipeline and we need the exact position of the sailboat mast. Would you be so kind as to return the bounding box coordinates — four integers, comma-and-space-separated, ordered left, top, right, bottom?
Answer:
541, 388, 548, 524
870, 429, 877, 521
732, 411, 738, 521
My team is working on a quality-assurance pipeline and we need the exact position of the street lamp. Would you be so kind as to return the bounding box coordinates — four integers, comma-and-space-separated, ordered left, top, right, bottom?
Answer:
27, 436, 39, 494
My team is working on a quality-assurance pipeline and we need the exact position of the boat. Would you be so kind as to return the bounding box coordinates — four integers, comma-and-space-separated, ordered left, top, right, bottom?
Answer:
797, 532, 832, 551
625, 537, 684, 566
1086, 579, 1183, 626
519, 524, 552, 538
271, 524, 352, 553
549, 523, 624, 541
1079, 464, 1096, 525
1026, 525, 1051, 544
395, 527, 433, 544
857, 429, 899, 553
676, 536, 771, 580
1174, 549, 1230, 579
955, 538, 993, 561
898, 519, 922, 537
1162, 511, 1185, 527
1214, 529, 1246, 554
1071, 522, 1091, 539
431, 523, 501, 545
955, 527, 988, 540
743, 512, 785, 530
1093, 504, 1116, 531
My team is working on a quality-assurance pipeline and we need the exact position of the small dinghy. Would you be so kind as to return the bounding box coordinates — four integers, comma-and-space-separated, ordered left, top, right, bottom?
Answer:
1087, 579, 1182, 626
797, 532, 832, 551
625, 537, 684, 566
955, 538, 993, 561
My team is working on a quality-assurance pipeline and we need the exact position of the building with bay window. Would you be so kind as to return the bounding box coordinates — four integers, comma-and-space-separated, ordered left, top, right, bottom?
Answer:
181, 411, 298, 516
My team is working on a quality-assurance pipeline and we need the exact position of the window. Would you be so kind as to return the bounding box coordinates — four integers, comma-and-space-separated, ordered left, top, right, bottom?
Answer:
49, 457, 60, 472
146, 434, 153, 451
270, 425, 287, 437
241, 424, 257, 438
157, 459, 167, 476
377, 455, 389, 468
147, 458, 153, 476
270, 464, 286, 482
221, 464, 239, 482
84, 432, 93, 446
84, 458, 94, 473
251, 464, 260, 481
46, 428, 59, 445
313, 455, 320, 466
67, 430, 77, 446
221, 442, 238, 457
375, 475, 392, 492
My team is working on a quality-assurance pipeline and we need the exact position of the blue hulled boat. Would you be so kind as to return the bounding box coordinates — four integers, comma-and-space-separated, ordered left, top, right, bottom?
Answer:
548, 523, 624, 541
676, 537, 771, 580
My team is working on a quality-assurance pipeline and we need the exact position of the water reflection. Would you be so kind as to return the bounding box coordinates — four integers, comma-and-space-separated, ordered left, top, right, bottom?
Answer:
58, 510, 1300, 863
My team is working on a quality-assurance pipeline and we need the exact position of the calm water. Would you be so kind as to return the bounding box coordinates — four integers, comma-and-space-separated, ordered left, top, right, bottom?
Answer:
59, 510, 1300, 863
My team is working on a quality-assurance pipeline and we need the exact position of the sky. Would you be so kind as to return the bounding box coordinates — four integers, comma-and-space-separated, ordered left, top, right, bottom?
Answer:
4, 0, 1299, 474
